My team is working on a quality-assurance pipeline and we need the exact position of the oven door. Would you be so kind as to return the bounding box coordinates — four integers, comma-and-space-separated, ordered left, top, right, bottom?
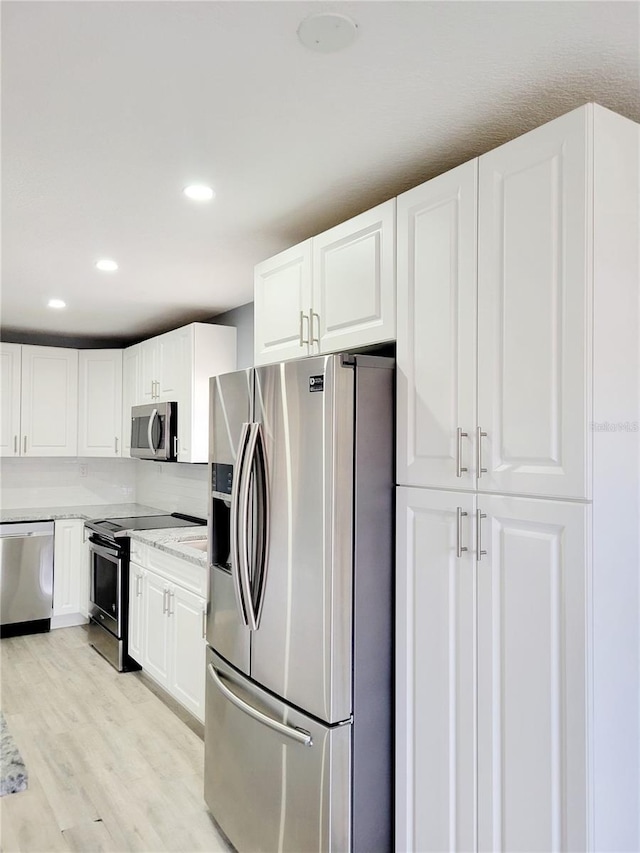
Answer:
89, 536, 122, 637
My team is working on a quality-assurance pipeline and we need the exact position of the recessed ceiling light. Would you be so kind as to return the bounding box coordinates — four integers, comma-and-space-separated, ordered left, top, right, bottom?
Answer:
48, 299, 66, 309
183, 184, 215, 202
95, 259, 118, 272
297, 13, 358, 53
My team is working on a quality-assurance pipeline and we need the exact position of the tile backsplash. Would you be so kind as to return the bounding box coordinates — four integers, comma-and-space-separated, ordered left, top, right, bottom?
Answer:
0, 457, 137, 508
0, 457, 209, 519
133, 460, 208, 519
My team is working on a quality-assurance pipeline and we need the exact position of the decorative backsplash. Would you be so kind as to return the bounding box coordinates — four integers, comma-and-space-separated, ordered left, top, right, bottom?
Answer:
134, 461, 208, 519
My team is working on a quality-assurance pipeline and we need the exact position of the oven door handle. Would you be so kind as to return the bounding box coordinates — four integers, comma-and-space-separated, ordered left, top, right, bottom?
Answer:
90, 542, 120, 561
148, 409, 158, 455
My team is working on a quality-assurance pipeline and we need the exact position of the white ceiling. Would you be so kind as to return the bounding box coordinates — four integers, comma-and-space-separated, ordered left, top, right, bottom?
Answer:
2, 1, 639, 344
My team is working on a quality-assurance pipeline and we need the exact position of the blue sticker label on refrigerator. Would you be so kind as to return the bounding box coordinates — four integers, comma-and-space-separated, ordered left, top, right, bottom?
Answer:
309, 375, 324, 392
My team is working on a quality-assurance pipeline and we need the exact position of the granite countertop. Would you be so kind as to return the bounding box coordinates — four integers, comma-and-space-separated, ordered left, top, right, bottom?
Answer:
0, 503, 167, 524
130, 527, 208, 567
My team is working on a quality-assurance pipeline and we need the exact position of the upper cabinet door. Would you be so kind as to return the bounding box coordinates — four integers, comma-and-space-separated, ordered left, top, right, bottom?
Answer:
157, 327, 190, 401
312, 199, 396, 353
477, 107, 589, 499
476, 494, 588, 852
139, 339, 158, 401
0, 343, 21, 457
77, 350, 123, 457
122, 344, 141, 457
397, 162, 477, 490
254, 240, 312, 365
20, 346, 78, 456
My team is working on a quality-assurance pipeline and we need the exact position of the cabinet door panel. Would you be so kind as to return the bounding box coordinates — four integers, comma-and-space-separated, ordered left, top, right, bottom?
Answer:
254, 240, 312, 365
78, 350, 122, 457
169, 585, 206, 721
139, 340, 157, 401
122, 345, 141, 456
396, 487, 476, 853
478, 107, 589, 499
53, 519, 84, 617
21, 346, 78, 456
397, 162, 477, 490
477, 495, 587, 852
0, 343, 21, 457
158, 327, 189, 400
142, 571, 170, 687
313, 199, 395, 352
128, 564, 144, 664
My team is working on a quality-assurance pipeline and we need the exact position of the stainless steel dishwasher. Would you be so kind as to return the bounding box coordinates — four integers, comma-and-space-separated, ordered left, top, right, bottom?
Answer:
0, 521, 54, 636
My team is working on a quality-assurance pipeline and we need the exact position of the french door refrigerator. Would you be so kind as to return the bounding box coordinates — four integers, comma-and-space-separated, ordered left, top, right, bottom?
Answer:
205, 353, 394, 853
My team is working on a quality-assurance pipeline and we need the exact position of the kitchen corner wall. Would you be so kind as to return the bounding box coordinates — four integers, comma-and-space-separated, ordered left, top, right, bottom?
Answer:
134, 461, 208, 519
0, 457, 137, 509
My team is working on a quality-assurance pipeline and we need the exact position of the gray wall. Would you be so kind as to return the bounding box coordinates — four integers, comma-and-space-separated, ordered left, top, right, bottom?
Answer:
207, 301, 254, 369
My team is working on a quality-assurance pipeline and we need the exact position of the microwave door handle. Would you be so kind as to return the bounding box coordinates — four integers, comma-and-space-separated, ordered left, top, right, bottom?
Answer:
238, 423, 260, 631
230, 423, 251, 627
147, 409, 158, 455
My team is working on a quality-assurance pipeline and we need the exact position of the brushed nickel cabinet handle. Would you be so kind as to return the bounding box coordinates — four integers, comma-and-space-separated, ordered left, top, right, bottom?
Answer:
162, 588, 169, 614
311, 310, 320, 346
168, 591, 174, 616
456, 508, 468, 559
476, 509, 487, 561
115, 436, 119, 453
23, 436, 27, 454
202, 607, 207, 639
456, 428, 468, 478
299, 311, 310, 347
14, 435, 17, 454
477, 426, 488, 477
136, 574, 142, 597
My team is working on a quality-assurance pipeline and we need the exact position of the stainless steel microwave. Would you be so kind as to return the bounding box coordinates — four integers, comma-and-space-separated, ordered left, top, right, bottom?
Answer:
130, 402, 177, 461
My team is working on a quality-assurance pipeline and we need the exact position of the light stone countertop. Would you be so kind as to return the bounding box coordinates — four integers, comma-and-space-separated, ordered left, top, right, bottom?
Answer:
0, 503, 166, 524
129, 527, 208, 567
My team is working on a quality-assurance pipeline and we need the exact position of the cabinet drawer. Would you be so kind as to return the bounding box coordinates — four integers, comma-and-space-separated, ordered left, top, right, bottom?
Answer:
146, 546, 207, 597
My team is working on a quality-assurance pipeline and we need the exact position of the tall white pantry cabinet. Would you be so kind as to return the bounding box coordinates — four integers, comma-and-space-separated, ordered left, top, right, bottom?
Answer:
396, 105, 639, 851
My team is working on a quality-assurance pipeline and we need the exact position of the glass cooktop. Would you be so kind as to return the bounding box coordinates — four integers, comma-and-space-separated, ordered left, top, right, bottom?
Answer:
88, 513, 205, 537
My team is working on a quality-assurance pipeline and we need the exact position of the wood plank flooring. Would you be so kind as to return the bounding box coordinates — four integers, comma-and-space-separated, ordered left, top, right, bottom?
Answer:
0, 627, 232, 852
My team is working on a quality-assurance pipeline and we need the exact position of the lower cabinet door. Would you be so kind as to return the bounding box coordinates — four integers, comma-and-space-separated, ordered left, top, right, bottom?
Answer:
396, 486, 476, 853
476, 495, 587, 852
168, 584, 206, 721
128, 563, 144, 664
142, 570, 170, 687
53, 519, 84, 620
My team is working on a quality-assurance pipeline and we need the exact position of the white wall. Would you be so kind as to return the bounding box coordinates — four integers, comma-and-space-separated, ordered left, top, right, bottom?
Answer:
134, 460, 208, 519
0, 457, 137, 509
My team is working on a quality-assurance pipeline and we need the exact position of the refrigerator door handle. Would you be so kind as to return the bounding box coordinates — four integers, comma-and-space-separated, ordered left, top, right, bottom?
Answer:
231, 422, 251, 627
251, 422, 269, 629
238, 423, 260, 630
207, 663, 313, 747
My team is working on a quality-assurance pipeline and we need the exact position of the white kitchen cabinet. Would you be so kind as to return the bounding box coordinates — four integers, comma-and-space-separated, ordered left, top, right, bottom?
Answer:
396, 487, 476, 853
396, 161, 477, 491
254, 240, 313, 365
52, 519, 86, 628
77, 349, 123, 457
254, 200, 396, 365
124, 323, 236, 463
476, 495, 587, 852
129, 543, 207, 722
398, 104, 638, 502
0, 343, 21, 457
168, 583, 207, 720
20, 345, 78, 457
142, 569, 172, 687
121, 344, 141, 458
397, 104, 639, 852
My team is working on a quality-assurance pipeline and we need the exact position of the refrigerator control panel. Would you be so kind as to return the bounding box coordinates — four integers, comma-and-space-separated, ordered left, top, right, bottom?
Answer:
211, 463, 233, 496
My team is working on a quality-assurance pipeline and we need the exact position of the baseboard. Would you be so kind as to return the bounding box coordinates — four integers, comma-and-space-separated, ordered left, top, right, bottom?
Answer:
51, 613, 88, 629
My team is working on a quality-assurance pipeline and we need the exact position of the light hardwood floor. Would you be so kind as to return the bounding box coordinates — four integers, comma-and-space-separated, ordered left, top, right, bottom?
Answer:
0, 627, 232, 852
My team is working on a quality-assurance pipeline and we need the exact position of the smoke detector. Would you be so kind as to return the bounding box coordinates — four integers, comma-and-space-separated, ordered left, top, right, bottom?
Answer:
297, 13, 359, 53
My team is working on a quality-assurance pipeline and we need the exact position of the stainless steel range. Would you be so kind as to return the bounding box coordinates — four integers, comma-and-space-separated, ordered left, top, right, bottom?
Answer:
84, 513, 205, 671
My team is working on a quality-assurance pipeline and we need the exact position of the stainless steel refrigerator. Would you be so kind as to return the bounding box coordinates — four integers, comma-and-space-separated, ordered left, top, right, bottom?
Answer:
204, 353, 394, 853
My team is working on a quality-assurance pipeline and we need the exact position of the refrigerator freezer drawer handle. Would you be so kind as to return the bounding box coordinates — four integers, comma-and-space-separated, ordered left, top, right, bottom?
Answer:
207, 664, 313, 747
